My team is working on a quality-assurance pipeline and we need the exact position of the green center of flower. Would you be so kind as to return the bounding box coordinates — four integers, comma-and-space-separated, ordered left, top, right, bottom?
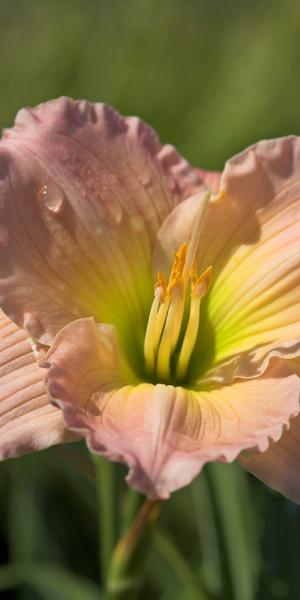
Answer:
143, 191, 212, 384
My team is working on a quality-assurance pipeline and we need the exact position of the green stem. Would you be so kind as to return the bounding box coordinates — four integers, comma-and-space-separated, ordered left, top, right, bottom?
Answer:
120, 488, 144, 535
107, 499, 161, 600
92, 456, 118, 583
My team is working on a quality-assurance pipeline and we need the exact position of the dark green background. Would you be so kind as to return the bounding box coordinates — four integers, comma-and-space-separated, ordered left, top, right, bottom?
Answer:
1, 1, 300, 599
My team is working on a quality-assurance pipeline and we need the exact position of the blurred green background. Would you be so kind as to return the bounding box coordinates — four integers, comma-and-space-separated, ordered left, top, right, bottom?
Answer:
1, 0, 300, 599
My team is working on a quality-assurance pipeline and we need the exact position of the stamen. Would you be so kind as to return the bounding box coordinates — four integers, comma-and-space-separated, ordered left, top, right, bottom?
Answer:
191, 265, 213, 298
155, 271, 167, 301
143, 190, 212, 382
144, 287, 162, 373
169, 244, 187, 288
144, 274, 166, 373
176, 266, 212, 380
154, 297, 170, 349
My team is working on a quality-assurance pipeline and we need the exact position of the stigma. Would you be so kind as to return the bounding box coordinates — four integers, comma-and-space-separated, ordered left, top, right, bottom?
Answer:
144, 190, 212, 382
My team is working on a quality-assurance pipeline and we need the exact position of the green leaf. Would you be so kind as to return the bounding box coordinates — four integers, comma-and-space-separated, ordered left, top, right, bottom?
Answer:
0, 563, 105, 600
8, 458, 46, 562
92, 455, 119, 583
190, 472, 223, 596
153, 529, 209, 600
208, 462, 261, 600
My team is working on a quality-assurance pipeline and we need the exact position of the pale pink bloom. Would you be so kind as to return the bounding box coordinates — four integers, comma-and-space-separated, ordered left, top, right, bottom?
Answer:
1, 97, 300, 500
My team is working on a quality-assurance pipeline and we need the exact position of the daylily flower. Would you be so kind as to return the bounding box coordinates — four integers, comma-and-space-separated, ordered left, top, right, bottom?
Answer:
1, 97, 300, 501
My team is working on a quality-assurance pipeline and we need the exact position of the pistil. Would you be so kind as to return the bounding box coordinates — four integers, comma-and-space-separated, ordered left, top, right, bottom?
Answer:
156, 277, 184, 380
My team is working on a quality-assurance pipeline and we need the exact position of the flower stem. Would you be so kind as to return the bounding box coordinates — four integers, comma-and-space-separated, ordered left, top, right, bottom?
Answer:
120, 488, 144, 535
107, 499, 161, 600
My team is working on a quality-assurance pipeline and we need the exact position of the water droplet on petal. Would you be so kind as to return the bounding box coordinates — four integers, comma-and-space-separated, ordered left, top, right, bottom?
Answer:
131, 215, 144, 231
37, 184, 48, 200
0, 225, 9, 248
140, 174, 152, 188
37, 184, 65, 214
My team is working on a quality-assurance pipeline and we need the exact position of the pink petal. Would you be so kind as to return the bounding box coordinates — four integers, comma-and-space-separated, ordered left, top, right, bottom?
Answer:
0, 97, 205, 345
239, 417, 300, 503
44, 318, 300, 498
196, 168, 221, 193
239, 358, 300, 503
154, 137, 300, 382
0, 310, 74, 460
44, 317, 134, 411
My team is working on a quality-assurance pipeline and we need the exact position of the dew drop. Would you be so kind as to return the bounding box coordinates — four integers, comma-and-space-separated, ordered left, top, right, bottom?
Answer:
140, 174, 152, 188
131, 215, 144, 231
37, 184, 65, 214
37, 184, 48, 200
105, 200, 123, 225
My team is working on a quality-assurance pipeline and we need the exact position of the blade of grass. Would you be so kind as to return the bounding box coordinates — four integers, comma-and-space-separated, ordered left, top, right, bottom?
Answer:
0, 563, 105, 600
209, 462, 260, 600
92, 456, 119, 584
8, 457, 46, 562
190, 472, 223, 596
153, 528, 209, 600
